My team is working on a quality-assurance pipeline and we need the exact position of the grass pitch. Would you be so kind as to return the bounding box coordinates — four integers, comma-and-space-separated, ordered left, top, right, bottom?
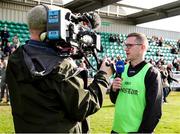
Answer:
0, 91, 180, 133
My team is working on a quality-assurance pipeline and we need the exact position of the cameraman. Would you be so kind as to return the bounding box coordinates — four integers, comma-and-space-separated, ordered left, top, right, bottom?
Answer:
6, 5, 113, 133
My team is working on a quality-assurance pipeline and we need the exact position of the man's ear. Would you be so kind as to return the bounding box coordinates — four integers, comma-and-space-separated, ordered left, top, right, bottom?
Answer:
141, 44, 148, 51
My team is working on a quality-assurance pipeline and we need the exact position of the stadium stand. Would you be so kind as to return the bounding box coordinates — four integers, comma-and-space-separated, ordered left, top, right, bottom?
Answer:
0, 20, 179, 72
0, 20, 30, 45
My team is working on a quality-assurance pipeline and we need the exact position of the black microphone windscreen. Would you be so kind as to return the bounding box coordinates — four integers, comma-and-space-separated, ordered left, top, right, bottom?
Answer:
91, 12, 101, 30
84, 12, 101, 30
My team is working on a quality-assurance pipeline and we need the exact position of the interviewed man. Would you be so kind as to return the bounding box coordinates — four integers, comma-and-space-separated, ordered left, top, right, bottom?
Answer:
110, 32, 162, 133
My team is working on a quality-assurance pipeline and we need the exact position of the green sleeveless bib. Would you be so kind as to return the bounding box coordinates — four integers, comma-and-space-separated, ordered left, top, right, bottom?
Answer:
112, 63, 152, 133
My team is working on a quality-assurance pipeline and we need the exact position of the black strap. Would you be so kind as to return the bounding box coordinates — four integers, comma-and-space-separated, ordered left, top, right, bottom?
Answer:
40, 4, 49, 12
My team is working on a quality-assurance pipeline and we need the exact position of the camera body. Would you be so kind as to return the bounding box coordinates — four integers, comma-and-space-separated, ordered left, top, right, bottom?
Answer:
45, 7, 101, 58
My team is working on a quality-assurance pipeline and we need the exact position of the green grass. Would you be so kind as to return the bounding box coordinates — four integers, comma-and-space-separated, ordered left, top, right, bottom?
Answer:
90, 91, 180, 133
0, 91, 180, 133
0, 105, 14, 132
155, 92, 180, 133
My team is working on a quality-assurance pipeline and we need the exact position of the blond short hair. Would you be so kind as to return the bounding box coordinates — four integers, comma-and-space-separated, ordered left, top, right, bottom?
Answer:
127, 32, 149, 50
27, 5, 47, 32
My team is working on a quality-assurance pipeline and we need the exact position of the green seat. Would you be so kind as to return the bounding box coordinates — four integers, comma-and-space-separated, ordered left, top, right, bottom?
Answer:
0, 23, 6, 28
15, 25, 21, 29
21, 25, 28, 30
115, 49, 119, 54
3, 20, 8, 25
0, 20, 5, 24
9, 24, 16, 29
105, 42, 109, 46
19, 37, 24, 42
106, 53, 111, 57
10, 29, 18, 33
9, 32, 16, 38
19, 29, 24, 34
24, 30, 30, 34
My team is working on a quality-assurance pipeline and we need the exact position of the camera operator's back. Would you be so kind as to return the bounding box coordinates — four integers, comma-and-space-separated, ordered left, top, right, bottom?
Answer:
6, 4, 112, 133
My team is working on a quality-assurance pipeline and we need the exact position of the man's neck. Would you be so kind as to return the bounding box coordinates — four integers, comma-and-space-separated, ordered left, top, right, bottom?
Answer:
29, 30, 41, 41
131, 57, 144, 67
30, 35, 40, 41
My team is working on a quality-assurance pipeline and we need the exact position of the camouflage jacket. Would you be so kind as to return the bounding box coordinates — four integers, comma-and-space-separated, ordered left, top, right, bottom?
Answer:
6, 40, 109, 133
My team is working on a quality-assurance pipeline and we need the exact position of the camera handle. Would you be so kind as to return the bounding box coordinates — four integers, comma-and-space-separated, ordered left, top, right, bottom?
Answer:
91, 48, 101, 70
71, 45, 114, 72
92, 49, 115, 73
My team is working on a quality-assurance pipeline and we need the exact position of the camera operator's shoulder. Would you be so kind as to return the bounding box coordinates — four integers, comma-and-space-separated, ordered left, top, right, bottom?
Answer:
52, 58, 78, 80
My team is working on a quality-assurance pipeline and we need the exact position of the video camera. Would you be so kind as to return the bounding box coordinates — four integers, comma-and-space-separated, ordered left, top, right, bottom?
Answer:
41, 7, 102, 69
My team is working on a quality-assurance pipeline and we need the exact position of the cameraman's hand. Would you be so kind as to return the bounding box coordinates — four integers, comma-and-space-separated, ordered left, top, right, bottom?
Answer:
99, 58, 113, 78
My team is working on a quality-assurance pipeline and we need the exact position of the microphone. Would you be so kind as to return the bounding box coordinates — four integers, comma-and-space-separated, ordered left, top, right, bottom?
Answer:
115, 60, 125, 78
82, 12, 101, 30
68, 12, 101, 30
